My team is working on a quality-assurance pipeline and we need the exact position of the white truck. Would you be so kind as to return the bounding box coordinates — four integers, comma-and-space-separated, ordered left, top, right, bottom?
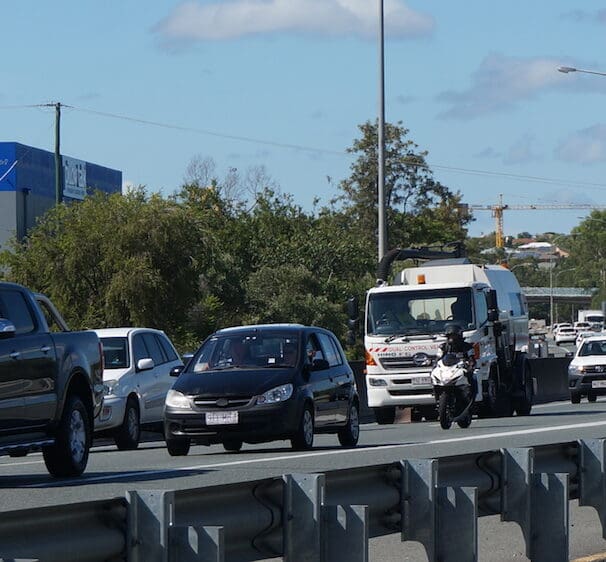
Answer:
362, 246, 533, 423
577, 310, 604, 330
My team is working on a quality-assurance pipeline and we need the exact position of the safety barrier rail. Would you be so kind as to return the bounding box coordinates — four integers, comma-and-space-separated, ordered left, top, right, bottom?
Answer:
2, 437, 606, 561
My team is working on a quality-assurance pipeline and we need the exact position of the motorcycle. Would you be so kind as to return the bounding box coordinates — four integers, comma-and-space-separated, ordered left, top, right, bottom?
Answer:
431, 353, 475, 430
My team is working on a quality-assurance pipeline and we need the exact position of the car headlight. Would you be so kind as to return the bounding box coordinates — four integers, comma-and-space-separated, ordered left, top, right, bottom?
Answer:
165, 389, 192, 409
568, 365, 585, 376
368, 377, 387, 387
103, 380, 119, 396
256, 384, 293, 405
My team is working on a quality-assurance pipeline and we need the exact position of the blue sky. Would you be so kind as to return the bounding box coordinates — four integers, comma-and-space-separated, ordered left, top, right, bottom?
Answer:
3, 1, 606, 238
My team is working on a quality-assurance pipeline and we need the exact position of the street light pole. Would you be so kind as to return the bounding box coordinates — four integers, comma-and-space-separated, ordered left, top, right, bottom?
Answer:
377, 0, 386, 262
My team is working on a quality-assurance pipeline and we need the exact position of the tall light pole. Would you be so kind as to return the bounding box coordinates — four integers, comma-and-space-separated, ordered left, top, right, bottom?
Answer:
557, 66, 606, 77
377, 0, 386, 261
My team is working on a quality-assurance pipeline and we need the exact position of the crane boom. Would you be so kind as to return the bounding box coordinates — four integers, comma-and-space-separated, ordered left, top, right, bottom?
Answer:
467, 195, 606, 248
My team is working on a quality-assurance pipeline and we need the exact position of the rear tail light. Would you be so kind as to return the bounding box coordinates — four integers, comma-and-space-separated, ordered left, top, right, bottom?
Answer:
99, 341, 105, 372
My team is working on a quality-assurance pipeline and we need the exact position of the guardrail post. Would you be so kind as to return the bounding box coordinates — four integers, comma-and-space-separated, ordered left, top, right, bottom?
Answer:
436, 486, 477, 562
283, 473, 324, 562
502, 448, 569, 562
323, 505, 368, 562
127, 490, 174, 562
168, 526, 224, 562
579, 438, 606, 539
400, 459, 438, 560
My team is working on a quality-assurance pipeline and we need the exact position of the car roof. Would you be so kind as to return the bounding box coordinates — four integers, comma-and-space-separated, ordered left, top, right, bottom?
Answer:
213, 323, 329, 336
93, 327, 166, 338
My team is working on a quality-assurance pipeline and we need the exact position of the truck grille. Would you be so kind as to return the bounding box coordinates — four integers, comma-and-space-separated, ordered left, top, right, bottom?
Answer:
583, 366, 606, 375
379, 356, 437, 370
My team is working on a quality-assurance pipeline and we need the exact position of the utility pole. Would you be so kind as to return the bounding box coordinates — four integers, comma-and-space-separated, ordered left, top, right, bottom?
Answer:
54, 102, 62, 205
377, 0, 386, 261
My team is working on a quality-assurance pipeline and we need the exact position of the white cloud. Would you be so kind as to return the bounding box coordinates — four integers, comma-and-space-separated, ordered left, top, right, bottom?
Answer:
555, 124, 606, 164
154, 0, 434, 43
504, 134, 540, 166
437, 54, 606, 120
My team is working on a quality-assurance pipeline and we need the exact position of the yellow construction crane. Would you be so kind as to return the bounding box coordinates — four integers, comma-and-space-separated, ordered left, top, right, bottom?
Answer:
467, 194, 606, 248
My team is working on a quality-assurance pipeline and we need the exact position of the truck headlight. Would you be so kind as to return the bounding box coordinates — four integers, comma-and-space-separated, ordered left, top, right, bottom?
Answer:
368, 377, 387, 387
257, 384, 293, 404
568, 365, 585, 376
165, 389, 192, 409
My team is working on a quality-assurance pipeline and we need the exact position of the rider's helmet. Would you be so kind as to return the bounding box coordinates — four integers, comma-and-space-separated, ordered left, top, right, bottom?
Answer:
444, 322, 463, 341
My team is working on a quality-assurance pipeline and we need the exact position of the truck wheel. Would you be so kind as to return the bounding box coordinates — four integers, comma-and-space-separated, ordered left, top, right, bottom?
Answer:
43, 394, 91, 477
410, 408, 423, 422
374, 406, 396, 425
487, 367, 513, 417
514, 362, 533, 416
291, 404, 314, 450
338, 401, 360, 447
223, 439, 243, 452
114, 398, 140, 450
588, 393, 597, 403
423, 406, 439, 422
570, 391, 581, 404
166, 438, 190, 456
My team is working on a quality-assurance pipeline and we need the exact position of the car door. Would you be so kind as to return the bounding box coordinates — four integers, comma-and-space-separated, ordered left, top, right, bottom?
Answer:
131, 333, 157, 423
0, 288, 56, 431
140, 332, 171, 423
317, 332, 351, 424
305, 334, 332, 427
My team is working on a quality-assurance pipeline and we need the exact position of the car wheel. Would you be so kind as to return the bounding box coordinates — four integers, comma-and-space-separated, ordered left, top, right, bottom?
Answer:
588, 393, 597, 403
410, 408, 423, 422
43, 394, 91, 477
291, 404, 314, 451
338, 402, 360, 447
223, 439, 243, 452
374, 406, 396, 425
570, 391, 581, 404
166, 438, 191, 456
114, 398, 140, 451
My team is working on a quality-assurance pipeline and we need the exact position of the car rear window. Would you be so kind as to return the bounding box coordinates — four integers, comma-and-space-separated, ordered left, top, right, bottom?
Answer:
101, 337, 129, 369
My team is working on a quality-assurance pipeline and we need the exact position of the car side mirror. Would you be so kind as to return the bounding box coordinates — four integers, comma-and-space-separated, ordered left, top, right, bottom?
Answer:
136, 358, 154, 372
565, 351, 574, 359
170, 365, 184, 377
0, 318, 16, 339
311, 358, 330, 371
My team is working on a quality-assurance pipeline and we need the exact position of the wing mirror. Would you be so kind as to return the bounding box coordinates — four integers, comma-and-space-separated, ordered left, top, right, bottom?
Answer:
136, 358, 154, 372
170, 365, 185, 377
0, 318, 16, 339
310, 358, 330, 371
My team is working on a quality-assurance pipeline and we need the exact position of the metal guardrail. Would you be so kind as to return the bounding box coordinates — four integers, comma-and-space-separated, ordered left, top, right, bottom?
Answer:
1, 438, 605, 562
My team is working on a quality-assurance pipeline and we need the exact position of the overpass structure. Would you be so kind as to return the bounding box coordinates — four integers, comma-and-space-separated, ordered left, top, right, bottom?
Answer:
522, 287, 596, 307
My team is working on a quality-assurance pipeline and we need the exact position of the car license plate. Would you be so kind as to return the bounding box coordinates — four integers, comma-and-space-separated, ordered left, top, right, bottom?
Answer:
206, 411, 239, 425
412, 376, 431, 385
592, 381, 606, 389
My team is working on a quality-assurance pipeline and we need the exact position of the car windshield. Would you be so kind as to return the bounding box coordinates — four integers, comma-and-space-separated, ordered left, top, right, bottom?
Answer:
579, 340, 606, 356
367, 288, 475, 337
188, 332, 300, 373
101, 337, 129, 369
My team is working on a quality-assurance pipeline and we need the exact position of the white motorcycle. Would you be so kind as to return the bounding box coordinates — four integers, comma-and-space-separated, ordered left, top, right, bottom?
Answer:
431, 353, 474, 430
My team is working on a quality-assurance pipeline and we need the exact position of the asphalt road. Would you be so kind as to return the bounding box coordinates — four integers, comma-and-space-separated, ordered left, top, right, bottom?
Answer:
2, 396, 606, 561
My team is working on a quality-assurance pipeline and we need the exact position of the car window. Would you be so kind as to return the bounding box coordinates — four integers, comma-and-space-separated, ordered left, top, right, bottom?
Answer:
142, 333, 167, 365
101, 337, 129, 369
580, 341, 606, 356
317, 333, 343, 367
157, 334, 179, 362
305, 334, 324, 364
132, 334, 149, 363
0, 289, 36, 335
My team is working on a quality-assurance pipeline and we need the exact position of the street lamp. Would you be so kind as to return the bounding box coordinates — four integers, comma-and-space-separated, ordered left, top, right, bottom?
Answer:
557, 66, 606, 77
377, 0, 386, 261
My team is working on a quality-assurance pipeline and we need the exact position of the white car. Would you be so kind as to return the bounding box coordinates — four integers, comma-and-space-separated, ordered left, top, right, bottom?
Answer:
568, 336, 606, 403
576, 331, 595, 348
554, 326, 576, 345
574, 321, 592, 334
94, 327, 183, 449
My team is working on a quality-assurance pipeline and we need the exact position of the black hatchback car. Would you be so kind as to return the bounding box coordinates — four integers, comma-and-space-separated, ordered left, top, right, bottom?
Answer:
163, 324, 359, 455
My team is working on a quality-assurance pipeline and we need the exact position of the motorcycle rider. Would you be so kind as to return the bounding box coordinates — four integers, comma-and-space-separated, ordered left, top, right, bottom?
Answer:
440, 323, 476, 387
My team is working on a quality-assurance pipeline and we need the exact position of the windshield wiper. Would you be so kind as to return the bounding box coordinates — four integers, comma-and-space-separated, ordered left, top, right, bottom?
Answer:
385, 334, 409, 343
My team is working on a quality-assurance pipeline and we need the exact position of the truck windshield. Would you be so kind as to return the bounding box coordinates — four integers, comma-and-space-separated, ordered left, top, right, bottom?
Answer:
367, 288, 475, 337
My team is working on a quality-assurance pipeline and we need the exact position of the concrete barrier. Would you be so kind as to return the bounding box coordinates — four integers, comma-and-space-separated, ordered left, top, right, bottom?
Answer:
349, 356, 572, 424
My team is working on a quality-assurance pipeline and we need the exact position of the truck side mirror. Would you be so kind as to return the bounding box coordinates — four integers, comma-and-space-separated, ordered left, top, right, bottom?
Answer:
347, 296, 359, 319
0, 318, 16, 339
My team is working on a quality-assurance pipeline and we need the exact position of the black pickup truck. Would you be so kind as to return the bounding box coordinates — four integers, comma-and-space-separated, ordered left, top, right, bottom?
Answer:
0, 282, 103, 477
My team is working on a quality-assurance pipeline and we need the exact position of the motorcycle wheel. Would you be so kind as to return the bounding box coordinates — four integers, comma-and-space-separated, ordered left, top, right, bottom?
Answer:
438, 392, 453, 430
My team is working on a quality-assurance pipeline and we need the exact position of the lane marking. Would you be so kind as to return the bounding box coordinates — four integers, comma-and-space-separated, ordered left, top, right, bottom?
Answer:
20, 418, 606, 487
572, 554, 606, 562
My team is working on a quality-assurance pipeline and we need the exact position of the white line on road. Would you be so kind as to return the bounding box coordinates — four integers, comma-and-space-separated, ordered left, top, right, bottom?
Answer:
22, 417, 606, 488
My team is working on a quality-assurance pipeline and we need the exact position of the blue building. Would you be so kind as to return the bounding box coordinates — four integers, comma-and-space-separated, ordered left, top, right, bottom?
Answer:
0, 142, 121, 248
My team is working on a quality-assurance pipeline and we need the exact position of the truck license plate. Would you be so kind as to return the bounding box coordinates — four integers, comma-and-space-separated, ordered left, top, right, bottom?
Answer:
412, 376, 431, 385
206, 411, 239, 425
592, 381, 606, 389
